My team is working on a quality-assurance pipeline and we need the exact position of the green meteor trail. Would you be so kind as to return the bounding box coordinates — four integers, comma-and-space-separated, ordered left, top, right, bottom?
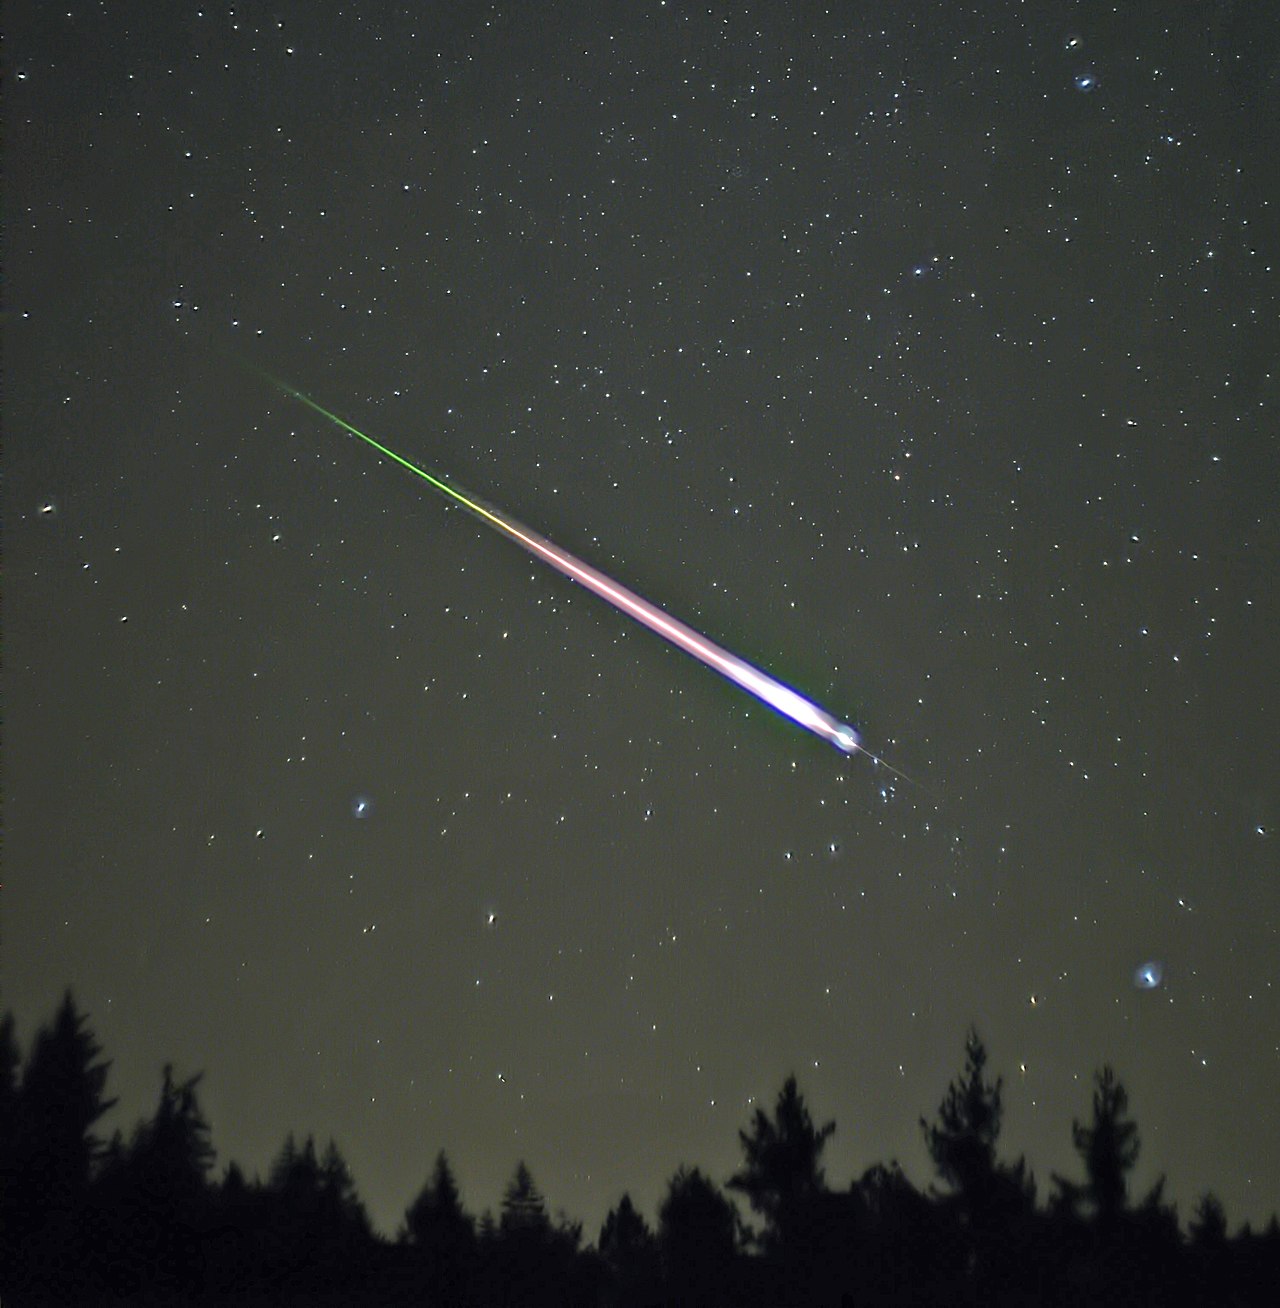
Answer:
272, 380, 505, 529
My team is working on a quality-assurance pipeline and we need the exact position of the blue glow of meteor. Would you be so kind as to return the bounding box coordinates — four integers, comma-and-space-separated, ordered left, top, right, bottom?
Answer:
271, 377, 872, 758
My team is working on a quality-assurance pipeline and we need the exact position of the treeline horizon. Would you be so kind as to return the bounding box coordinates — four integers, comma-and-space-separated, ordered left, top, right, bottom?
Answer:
2, 991, 1276, 1306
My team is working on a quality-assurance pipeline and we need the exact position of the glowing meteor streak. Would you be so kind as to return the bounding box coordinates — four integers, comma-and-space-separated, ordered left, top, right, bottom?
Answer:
271, 377, 880, 760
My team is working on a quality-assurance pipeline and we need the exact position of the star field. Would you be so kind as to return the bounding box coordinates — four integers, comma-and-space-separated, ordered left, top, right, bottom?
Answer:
5, 1, 1277, 1236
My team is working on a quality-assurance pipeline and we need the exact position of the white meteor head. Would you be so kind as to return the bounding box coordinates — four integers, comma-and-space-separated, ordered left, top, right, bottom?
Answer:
832, 723, 860, 754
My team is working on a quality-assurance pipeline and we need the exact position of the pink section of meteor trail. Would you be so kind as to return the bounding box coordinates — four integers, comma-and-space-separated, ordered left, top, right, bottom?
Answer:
481, 501, 859, 752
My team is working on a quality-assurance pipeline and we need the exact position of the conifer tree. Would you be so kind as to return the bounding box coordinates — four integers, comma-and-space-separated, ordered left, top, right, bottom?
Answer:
7, 992, 116, 1295
405, 1149, 473, 1247
728, 1073, 835, 1250
1053, 1065, 1142, 1230
501, 1159, 550, 1235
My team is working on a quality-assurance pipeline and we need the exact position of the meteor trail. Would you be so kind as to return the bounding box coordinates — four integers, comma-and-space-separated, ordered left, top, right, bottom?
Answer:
269, 377, 887, 763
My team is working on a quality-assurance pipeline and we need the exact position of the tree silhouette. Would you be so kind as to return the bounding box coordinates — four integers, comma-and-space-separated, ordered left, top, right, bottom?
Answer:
130, 1063, 216, 1196
922, 1028, 1034, 1204
920, 1027, 1035, 1295
658, 1165, 741, 1307
403, 1150, 477, 1303
405, 1148, 473, 1243
1187, 1189, 1232, 1300
500, 1159, 550, 1235
1191, 1191, 1228, 1246
599, 1192, 660, 1308
1049, 1066, 1188, 1304
269, 1131, 367, 1228
0, 1012, 22, 1284
262, 1131, 372, 1292
17, 990, 116, 1189
487, 1161, 589, 1308
86, 1063, 216, 1298
921, 1027, 1003, 1201
600, 1191, 652, 1259
853, 1161, 960, 1301
6, 989, 1280, 1306
727, 1073, 835, 1252
319, 1137, 367, 1226
0, 1011, 18, 1124
1053, 1064, 1141, 1231
4, 991, 116, 1299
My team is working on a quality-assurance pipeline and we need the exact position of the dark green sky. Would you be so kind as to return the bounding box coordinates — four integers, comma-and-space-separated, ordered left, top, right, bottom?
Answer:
5, 0, 1276, 1236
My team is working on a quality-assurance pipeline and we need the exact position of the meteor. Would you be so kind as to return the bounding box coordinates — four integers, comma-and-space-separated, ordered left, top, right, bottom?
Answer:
269, 377, 893, 765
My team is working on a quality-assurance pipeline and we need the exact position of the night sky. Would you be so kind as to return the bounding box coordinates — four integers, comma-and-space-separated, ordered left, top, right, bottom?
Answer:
6, 1, 1277, 1237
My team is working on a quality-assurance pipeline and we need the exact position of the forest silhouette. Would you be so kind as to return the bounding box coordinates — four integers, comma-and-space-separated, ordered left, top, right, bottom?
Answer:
2, 991, 1276, 1306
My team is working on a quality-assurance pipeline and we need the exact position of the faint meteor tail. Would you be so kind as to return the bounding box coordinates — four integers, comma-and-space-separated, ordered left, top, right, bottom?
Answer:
261, 371, 904, 767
